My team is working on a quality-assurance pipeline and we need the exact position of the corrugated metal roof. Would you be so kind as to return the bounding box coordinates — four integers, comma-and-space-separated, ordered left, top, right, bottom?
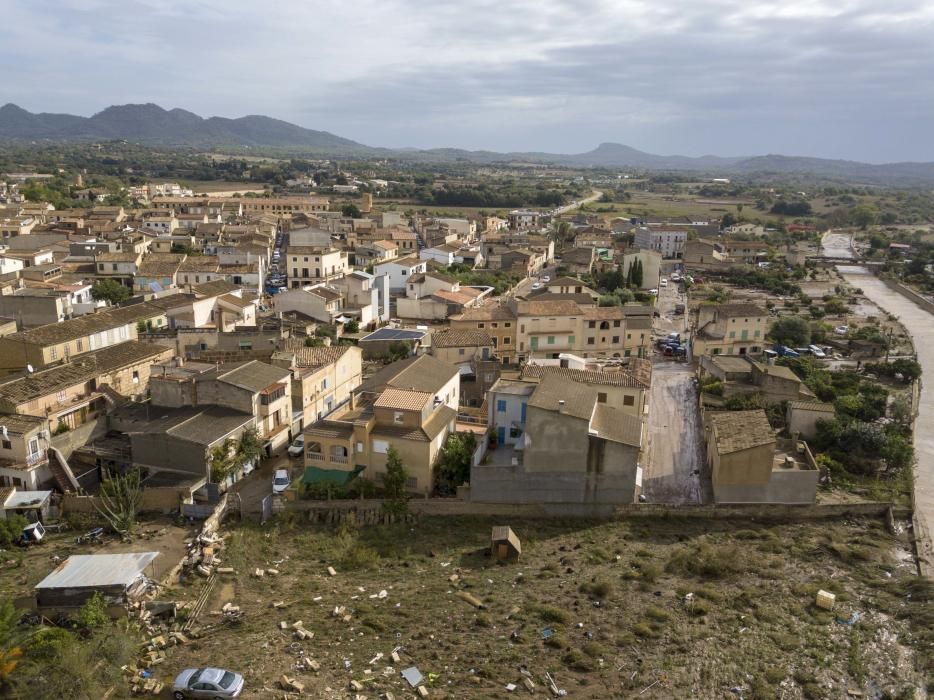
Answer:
35, 552, 159, 590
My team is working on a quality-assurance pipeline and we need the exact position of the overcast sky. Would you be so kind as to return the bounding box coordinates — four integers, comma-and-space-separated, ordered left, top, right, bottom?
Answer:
2, 0, 933, 162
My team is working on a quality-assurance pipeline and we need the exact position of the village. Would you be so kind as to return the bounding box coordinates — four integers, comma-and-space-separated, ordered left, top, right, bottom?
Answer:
0, 169, 931, 698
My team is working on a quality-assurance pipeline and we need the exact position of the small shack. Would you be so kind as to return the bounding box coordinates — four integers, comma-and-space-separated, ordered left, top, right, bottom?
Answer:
34, 552, 160, 609
491, 526, 521, 562
0, 488, 53, 522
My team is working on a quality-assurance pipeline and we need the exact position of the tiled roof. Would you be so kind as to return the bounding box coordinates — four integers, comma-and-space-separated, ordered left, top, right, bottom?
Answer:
191, 280, 239, 298
430, 329, 493, 348
528, 374, 597, 420
787, 401, 834, 413
374, 388, 432, 411
700, 303, 767, 318
214, 361, 291, 393
449, 305, 516, 322
708, 410, 775, 455
179, 256, 221, 272
218, 294, 252, 309
516, 300, 583, 316
4, 303, 166, 347
589, 404, 642, 447
521, 364, 648, 389
361, 354, 458, 395
0, 412, 46, 434
431, 289, 477, 306
0, 342, 171, 406
275, 342, 353, 369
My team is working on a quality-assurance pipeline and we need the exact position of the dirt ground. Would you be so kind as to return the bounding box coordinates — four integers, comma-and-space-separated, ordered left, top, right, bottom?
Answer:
130, 514, 931, 700
0, 516, 196, 600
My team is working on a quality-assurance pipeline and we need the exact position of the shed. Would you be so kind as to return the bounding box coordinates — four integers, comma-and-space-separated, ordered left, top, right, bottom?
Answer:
491, 526, 521, 562
0, 488, 53, 522
34, 552, 159, 608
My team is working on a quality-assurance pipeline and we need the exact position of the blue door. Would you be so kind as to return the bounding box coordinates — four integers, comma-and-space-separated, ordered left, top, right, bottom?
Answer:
497, 427, 507, 445
520, 402, 527, 423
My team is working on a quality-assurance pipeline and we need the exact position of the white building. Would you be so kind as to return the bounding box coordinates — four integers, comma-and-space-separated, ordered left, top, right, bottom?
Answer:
633, 226, 687, 259
373, 255, 427, 292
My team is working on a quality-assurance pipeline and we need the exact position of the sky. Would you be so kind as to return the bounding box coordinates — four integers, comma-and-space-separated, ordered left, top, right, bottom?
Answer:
2, 0, 933, 162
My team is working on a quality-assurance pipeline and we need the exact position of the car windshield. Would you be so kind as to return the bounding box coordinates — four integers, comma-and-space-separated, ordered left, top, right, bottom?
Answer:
189, 670, 203, 684
219, 671, 236, 689
274, 476, 289, 485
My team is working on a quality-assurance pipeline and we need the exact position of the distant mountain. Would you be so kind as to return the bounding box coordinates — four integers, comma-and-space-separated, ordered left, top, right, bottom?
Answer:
3, 103, 934, 183
0, 103, 373, 153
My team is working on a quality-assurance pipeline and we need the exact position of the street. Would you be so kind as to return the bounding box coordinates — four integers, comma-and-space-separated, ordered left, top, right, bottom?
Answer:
837, 265, 934, 575
640, 273, 707, 503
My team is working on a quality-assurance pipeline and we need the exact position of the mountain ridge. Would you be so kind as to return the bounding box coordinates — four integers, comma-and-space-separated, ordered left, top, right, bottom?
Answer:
3, 103, 934, 183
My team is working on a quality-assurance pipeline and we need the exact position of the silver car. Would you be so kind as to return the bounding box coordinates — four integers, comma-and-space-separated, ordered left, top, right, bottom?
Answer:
173, 668, 244, 699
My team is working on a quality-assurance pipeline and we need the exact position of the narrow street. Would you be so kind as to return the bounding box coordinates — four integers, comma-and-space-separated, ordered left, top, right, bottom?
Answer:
641, 271, 708, 503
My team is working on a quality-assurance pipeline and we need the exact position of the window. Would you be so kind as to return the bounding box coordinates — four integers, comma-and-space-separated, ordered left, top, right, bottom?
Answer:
624, 349, 632, 357
754, 330, 761, 338
477, 323, 485, 328
458, 348, 465, 355
626, 334, 631, 340
547, 336, 555, 345
321, 378, 329, 390
729, 331, 736, 339
588, 320, 596, 329
613, 320, 621, 327
49, 347, 57, 361
597, 392, 607, 404
568, 335, 575, 345
28, 438, 39, 456
1, 439, 10, 450
497, 399, 507, 412
57, 390, 66, 402
132, 370, 140, 383
356, 441, 365, 453
624, 395, 635, 406
587, 337, 595, 345
504, 322, 511, 328
76, 339, 83, 352
393, 411, 404, 424
491, 322, 498, 328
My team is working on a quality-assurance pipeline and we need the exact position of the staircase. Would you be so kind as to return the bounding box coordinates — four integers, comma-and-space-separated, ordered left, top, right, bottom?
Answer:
47, 447, 81, 493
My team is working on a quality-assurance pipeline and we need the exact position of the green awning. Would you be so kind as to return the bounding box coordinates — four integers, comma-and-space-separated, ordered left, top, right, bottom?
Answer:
302, 464, 365, 485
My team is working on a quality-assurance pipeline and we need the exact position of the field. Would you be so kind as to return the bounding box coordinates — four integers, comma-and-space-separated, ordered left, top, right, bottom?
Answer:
46, 513, 921, 699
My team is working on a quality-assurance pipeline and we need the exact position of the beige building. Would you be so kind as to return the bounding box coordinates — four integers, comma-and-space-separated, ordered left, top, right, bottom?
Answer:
704, 409, 818, 504
448, 305, 518, 363
270, 341, 363, 427
429, 329, 494, 366
0, 341, 174, 432
693, 303, 768, 357
0, 302, 169, 374
302, 354, 460, 494
786, 401, 835, 440
287, 246, 348, 287
0, 413, 52, 490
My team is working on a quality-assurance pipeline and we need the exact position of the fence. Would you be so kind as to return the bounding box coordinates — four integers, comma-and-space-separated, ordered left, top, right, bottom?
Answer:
285, 495, 908, 524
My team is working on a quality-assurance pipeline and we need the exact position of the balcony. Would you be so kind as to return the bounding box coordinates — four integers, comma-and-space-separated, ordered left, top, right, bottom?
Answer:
329, 454, 348, 465
308, 451, 325, 462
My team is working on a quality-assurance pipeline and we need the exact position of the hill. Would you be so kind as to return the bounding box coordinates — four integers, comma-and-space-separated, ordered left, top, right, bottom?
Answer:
3, 103, 934, 183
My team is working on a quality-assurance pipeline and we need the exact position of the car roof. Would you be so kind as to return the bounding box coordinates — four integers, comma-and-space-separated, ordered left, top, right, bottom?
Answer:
274, 468, 289, 476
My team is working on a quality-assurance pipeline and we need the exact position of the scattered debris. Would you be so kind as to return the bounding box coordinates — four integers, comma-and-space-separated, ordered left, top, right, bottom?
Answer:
455, 591, 486, 609
327, 566, 337, 577
401, 666, 424, 688
491, 526, 522, 562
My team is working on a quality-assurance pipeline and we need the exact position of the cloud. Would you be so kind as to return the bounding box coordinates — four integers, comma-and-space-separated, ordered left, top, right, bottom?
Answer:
1, 0, 932, 161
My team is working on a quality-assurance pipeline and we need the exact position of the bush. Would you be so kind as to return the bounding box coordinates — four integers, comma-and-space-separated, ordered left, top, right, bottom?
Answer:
534, 604, 570, 625
666, 543, 742, 579
0, 514, 28, 547
579, 580, 613, 600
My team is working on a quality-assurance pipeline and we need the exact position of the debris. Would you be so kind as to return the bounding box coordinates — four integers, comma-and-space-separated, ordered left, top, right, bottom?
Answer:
216, 567, 234, 574
545, 671, 566, 697
449, 574, 459, 584
541, 627, 554, 640
401, 666, 424, 688
280, 674, 305, 694
253, 568, 265, 578
271, 601, 286, 609
523, 677, 535, 692
505, 683, 518, 692
391, 650, 401, 664
279, 621, 288, 630
350, 680, 365, 692
378, 589, 388, 599
369, 652, 384, 665
639, 679, 660, 695
816, 589, 836, 610
505, 606, 520, 619
455, 591, 486, 609
327, 566, 337, 577
290, 620, 304, 629
266, 568, 279, 576
417, 686, 429, 698
836, 611, 862, 626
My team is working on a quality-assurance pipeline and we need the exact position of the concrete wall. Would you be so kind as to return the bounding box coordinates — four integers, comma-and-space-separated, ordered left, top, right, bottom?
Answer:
710, 443, 774, 489
468, 465, 639, 504
51, 418, 105, 460
0, 294, 68, 327
131, 434, 208, 477
61, 486, 192, 514
787, 407, 833, 440
713, 468, 820, 504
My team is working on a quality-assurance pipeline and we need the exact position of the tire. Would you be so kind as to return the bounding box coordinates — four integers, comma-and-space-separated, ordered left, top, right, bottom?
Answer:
173, 692, 186, 700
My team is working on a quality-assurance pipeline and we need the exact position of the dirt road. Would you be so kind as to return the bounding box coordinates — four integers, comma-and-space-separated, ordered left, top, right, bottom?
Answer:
838, 265, 933, 575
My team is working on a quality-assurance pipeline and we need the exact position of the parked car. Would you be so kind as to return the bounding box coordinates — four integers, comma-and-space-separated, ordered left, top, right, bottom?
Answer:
660, 278, 668, 287
287, 435, 305, 458
531, 282, 543, 290
809, 345, 827, 358
834, 325, 850, 335
648, 288, 658, 295
773, 345, 800, 357
17, 522, 45, 547
172, 668, 244, 699
541, 275, 551, 283
272, 469, 291, 495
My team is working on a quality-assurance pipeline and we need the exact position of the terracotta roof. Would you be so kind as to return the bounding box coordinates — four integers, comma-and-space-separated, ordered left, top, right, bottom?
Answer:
179, 256, 220, 272
374, 387, 432, 411
521, 364, 648, 389
191, 280, 239, 298
0, 412, 46, 434
276, 341, 354, 369
373, 240, 397, 250
218, 293, 252, 309
528, 374, 597, 420
431, 289, 477, 306
516, 300, 583, 316
708, 410, 775, 455
430, 329, 493, 348
449, 305, 516, 322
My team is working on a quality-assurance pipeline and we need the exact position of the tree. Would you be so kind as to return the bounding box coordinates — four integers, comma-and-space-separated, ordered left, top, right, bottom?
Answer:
343, 319, 360, 334
434, 432, 477, 496
95, 470, 143, 537
209, 438, 237, 483
341, 203, 361, 218
91, 279, 131, 305
382, 447, 408, 514
0, 600, 24, 687
891, 358, 922, 383
769, 316, 811, 347
631, 259, 644, 288
850, 204, 879, 230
